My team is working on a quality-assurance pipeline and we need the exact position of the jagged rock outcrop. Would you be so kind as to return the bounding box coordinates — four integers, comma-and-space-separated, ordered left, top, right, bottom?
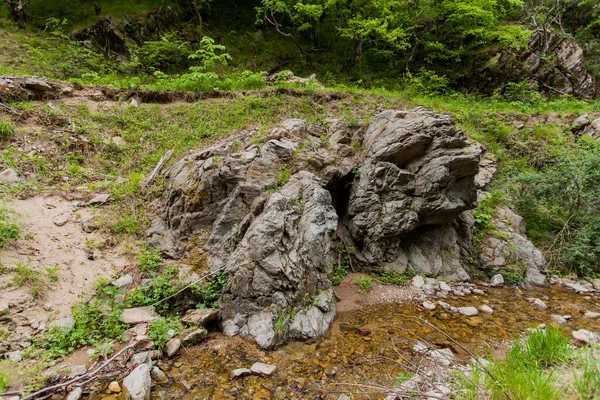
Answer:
479, 207, 546, 286
475, 31, 596, 99
149, 109, 542, 347
571, 114, 600, 141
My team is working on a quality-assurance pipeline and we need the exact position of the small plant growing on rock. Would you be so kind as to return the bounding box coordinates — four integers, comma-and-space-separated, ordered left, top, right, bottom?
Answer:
149, 317, 181, 351
274, 312, 289, 335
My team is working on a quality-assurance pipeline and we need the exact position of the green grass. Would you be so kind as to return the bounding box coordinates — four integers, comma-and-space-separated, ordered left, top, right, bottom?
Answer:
0, 121, 14, 139
11, 262, 43, 299
371, 271, 410, 285
0, 204, 19, 249
456, 326, 573, 400
356, 275, 373, 294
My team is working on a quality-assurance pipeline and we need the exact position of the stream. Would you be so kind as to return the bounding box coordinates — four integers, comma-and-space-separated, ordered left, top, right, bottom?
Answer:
151, 284, 600, 400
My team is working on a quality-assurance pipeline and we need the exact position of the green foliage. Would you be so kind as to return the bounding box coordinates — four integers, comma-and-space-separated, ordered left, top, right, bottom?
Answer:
0, 372, 10, 392
457, 326, 572, 399
396, 371, 414, 384
502, 259, 527, 285
274, 311, 289, 335
371, 271, 410, 285
573, 346, 600, 400
44, 265, 60, 282
194, 271, 227, 308
330, 241, 353, 285
11, 262, 43, 299
0, 205, 19, 249
0, 121, 15, 139
405, 68, 450, 95
512, 142, 600, 276
126, 267, 180, 313
138, 247, 163, 272
356, 275, 373, 293
496, 81, 544, 105
35, 285, 127, 358
136, 33, 191, 73
148, 317, 181, 351
276, 164, 291, 188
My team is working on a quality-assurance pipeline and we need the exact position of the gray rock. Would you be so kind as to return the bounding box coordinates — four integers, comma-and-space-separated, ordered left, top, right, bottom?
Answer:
123, 363, 152, 400
8, 351, 22, 362
67, 365, 87, 378
413, 341, 429, 354
50, 316, 75, 331
180, 328, 207, 346
479, 305, 494, 314
87, 193, 111, 206
250, 362, 277, 376
232, 368, 252, 378
564, 281, 593, 293
550, 315, 568, 325
412, 275, 425, 289
66, 387, 83, 400
439, 281, 452, 292
592, 279, 600, 291
53, 213, 70, 227
422, 301, 436, 311
129, 351, 152, 367
150, 366, 169, 384
0, 168, 20, 186
24, 78, 52, 91
584, 311, 600, 319
532, 298, 548, 310
121, 307, 157, 324
112, 274, 133, 290
458, 306, 479, 316
430, 348, 455, 366
164, 339, 181, 358
490, 274, 504, 287
572, 329, 599, 345
181, 309, 219, 326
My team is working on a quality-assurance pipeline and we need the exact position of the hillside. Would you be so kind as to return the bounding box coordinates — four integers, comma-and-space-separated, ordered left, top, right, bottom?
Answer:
0, 1, 600, 400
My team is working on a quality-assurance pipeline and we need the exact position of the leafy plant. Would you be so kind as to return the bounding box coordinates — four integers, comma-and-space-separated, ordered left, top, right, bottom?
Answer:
138, 246, 163, 272
356, 275, 373, 294
195, 271, 227, 308
45, 265, 60, 282
0, 121, 15, 139
0, 205, 19, 249
372, 272, 410, 285
11, 262, 43, 299
148, 317, 181, 351
330, 241, 353, 285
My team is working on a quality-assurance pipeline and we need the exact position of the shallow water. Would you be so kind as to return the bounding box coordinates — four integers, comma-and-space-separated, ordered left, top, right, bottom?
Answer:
151, 284, 600, 400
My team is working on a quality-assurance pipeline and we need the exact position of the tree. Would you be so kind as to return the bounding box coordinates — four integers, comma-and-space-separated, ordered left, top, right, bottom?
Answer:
523, 0, 567, 52
4, 0, 26, 25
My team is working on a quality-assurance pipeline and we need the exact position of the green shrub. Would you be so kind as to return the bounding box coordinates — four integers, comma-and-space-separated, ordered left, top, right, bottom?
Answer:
372, 271, 410, 285
138, 247, 163, 272
356, 275, 373, 294
193, 271, 227, 308
148, 317, 181, 351
0, 121, 15, 139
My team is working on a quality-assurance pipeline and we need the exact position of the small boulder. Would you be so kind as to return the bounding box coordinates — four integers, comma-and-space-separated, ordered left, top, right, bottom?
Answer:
232, 368, 252, 379
490, 274, 504, 287
250, 362, 277, 376
108, 381, 121, 393
67, 365, 87, 378
180, 328, 207, 346
422, 301, 436, 311
164, 338, 181, 358
87, 193, 111, 206
439, 282, 452, 292
50, 316, 75, 331
584, 311, 600, 319
413, 341, 429, 354
150, 366, 169, 384
121, 306, 157, 324
458, 307, 479, 316
123, 363, 152, 400
412, 275, 425, 289
66, 387, 83, 400
181, 308, 219, 326
479, 305, 494, 314
52, 213, 70, 227
430, 348, 455, 366
0, 168, 20, 186
550, 315, 568, 325
8, 351, 22, 362
592, 279, 600, 291
532, 298, 548, 310
572, 329, 600, 345
112, 274, 133, 290
24, 78, 52, 91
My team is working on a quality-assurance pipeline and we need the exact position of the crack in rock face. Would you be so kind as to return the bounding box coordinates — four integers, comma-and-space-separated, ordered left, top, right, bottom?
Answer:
149, 109, 485, 348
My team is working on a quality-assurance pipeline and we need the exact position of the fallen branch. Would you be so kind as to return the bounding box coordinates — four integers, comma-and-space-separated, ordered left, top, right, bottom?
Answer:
18, 342, 136, 400
143, 149, 173, 188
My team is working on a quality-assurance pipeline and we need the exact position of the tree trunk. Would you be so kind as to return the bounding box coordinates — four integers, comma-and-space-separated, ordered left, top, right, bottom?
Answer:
354, 38, 363, 69
5, 0, 26, 25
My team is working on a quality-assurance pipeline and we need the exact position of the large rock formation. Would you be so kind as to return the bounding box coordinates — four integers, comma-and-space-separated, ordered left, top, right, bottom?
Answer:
475, 31, 596, 99
149, 109, 538, 347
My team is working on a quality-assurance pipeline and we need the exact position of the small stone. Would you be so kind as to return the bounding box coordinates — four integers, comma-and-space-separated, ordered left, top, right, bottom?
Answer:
0, 168, 20, 186
250, 362, 277, 376
439, 282, 451, 292
181, 308, 219, 326
24, 78, 52, 91
165, 339, 181, 358
533, 298, 548, 310
105, 136, 127, 148
412, 275, 425, 289
53, 213, 70, 227
473, 289, 485, 295
337, 395, 352, 400
129, 351, 151, 367
422, 301, 436, 311
550, 315, 568, 325
8, 351, 22, 362
584, 311, 600, 319
413, 341, 429, 354
479, 305, 494, 314
86, 193, 111, 206
438, 301, 451, 310
66, 387, 83, 400
592, 279, 600, 291
180, 328, 207, 346
490, 274, 504, 287
121, 307, 157, 324
232, 368, 252, 378
41, 370, 60, 384
572, 329, 599, 345
150, 367, 169, 384
67, 365, 87, 378
429, 348, 454, 366
122, 364, 151, 400
112, 274, 133, 290
458, 307, 479, 316
108, 381, 121, 393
